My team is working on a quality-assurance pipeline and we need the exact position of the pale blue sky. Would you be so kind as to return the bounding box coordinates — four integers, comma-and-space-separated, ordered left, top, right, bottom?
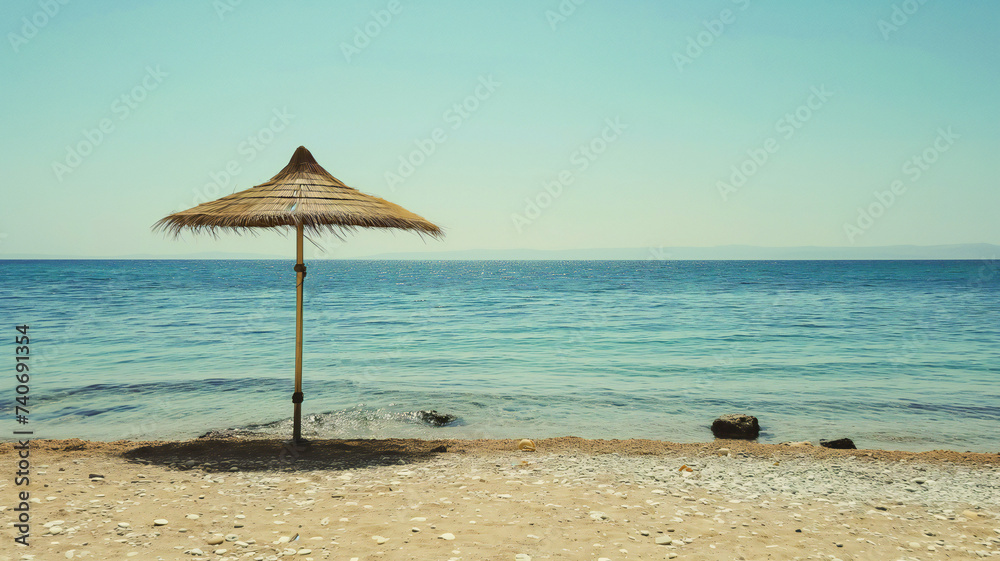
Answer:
1, 0, 998, 258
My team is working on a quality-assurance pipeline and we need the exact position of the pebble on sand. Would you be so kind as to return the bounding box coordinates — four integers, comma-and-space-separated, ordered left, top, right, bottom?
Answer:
153, 519, 169, 526
440, 533, 456, 540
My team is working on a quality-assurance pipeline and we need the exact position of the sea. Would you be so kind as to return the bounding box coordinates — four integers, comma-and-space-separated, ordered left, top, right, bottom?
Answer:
1, 260, 998, 452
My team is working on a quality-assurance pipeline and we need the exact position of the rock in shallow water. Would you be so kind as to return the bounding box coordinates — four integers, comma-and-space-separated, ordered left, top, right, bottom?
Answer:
711, 414, 760, 440
417, 410, 458, 426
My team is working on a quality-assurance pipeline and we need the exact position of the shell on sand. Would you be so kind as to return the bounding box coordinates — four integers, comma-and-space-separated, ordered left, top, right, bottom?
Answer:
518, 439, 536, 452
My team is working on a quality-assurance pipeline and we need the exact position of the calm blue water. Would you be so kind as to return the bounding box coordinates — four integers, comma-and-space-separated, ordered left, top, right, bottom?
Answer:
1, 260, 998, 452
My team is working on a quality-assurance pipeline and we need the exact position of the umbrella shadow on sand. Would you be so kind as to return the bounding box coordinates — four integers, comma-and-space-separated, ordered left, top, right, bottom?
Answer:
122, 438, 450, 473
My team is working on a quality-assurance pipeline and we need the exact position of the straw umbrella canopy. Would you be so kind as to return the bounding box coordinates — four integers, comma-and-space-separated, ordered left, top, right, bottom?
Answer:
154, 146, 442, 443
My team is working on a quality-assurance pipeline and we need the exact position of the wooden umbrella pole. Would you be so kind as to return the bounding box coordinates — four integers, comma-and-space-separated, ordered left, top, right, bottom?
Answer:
292, 222, 306, 443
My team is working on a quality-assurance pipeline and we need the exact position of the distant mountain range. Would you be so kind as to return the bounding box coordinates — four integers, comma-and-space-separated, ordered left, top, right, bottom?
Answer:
0, 251, 288, 260
2, 244, 998, 261
361, 244, 1000, 261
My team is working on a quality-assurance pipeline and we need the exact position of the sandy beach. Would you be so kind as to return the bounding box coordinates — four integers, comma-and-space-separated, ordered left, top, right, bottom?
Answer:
3, 437, 999, 560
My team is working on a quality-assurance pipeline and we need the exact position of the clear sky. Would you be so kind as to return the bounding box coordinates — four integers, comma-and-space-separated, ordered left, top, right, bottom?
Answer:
1, 0, 998, 258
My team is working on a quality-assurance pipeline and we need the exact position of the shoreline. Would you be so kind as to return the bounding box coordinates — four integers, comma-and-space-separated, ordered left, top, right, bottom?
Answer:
3, 437, 999, 560
5, 436, 1000, 465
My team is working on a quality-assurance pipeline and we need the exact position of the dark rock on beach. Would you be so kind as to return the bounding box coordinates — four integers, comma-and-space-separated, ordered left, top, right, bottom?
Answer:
711, 414, 760, 440
417, 410, 458, 427
820, 438, 857, 449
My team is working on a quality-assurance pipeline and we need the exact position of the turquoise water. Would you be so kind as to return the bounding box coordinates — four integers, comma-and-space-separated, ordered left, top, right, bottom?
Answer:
1, 260, 998, 452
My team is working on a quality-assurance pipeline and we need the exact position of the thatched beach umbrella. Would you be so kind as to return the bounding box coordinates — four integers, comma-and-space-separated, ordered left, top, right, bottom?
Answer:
154, 146, 442, 443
